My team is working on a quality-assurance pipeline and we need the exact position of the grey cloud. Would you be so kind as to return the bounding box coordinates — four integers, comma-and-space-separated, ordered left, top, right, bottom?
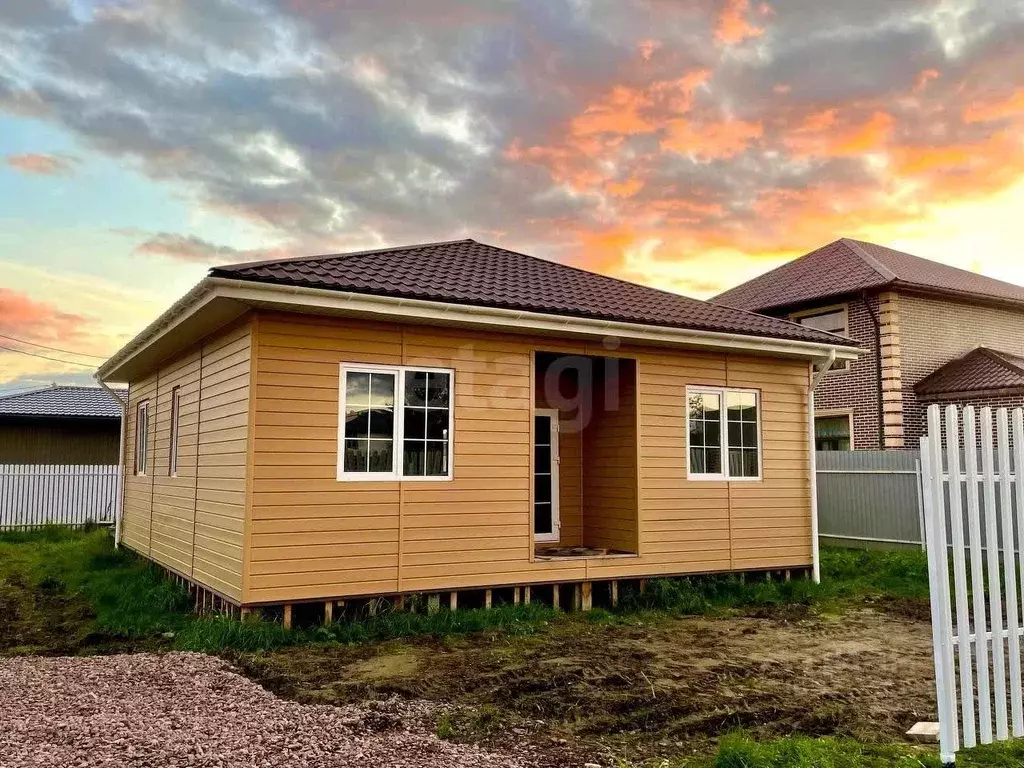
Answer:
0, 0, 1020, 269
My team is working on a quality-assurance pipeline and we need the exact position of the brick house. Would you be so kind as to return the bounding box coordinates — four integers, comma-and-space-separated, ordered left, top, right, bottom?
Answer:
714, 238, 1024, 450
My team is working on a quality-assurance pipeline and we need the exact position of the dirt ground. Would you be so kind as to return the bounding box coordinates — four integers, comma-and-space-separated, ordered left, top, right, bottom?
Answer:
236, 606, 938, 765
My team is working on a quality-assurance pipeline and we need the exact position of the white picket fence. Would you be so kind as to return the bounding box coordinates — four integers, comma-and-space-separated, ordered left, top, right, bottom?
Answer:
0, 464, 119, 530
922, 404, 1024, 764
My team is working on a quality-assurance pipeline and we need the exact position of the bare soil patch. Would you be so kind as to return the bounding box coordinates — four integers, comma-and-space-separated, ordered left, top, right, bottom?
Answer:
236, 608, 936, 764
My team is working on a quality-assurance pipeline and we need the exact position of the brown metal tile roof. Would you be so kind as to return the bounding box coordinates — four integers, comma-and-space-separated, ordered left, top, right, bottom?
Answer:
714, 238, 1024, 312
915, 347, 1024, 398
211, 239, 852, 346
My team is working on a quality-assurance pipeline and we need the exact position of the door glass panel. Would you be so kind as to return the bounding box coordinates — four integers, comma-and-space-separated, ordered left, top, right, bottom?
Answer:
534, 502, 552, 536
533, 414, 555, 537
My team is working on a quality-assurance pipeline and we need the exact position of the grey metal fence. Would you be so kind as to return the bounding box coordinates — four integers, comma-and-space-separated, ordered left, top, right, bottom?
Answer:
816, 450, 925, 548
0, 464, 118, 530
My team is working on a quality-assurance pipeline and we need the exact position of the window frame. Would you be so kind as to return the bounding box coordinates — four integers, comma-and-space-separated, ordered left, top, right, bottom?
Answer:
135, 400, 149, 476
790, 304, 850, 371
337, 363, 455, 482
168, 387, 181, 477
685, 386, 763, 482
814, 410, 854, 452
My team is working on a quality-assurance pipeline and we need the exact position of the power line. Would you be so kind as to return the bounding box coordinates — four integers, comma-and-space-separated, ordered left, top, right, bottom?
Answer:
0, 344, 97, 368
0, 332, 108, 360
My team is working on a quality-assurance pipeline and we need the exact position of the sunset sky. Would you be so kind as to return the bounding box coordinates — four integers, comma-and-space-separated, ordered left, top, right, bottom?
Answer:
2, 0, 1024, 388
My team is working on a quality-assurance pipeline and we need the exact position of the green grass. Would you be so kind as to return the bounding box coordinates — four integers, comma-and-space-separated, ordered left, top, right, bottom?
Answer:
0, 527, 561, 653
708, 733, 1024, 767
177, 602, 560, 652
620, 546, 930, 617
0, 526, 191, 652
1, 528, 933, 655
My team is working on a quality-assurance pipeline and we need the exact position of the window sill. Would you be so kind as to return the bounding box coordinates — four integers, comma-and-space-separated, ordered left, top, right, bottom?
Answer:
687, 475, 763, 482
337, 474, 454, 482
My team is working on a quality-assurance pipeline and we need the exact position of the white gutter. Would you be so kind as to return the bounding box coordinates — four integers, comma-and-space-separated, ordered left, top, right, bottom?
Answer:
97, 279, 214, 380
809, 349, 836, 583
94, 374, 127, 548
210, 278, 864, 358
100, 277, 862, 381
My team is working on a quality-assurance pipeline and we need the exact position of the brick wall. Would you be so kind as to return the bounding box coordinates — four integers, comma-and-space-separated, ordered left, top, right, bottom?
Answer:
772, 296, 884, 450
900, 293, 1024, 445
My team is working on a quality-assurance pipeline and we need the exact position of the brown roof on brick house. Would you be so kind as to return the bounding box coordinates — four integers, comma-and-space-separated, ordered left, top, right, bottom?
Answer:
210, 239, 853, 346
915, 347, 1024, 398
713, 238, 1024, 313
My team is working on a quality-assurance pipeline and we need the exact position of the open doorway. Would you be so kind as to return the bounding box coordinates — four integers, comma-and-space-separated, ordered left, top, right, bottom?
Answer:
533, 352, 639, 558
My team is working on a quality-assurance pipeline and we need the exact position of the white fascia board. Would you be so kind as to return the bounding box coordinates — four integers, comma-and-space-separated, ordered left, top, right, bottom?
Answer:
99, 277, 862, 382
96, 281, 220, 381
210, 278, 862, 360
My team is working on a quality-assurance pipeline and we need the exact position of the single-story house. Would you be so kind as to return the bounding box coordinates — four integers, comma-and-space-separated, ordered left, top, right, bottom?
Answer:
96, 240, 860, 614
0, 385, 126, 465
714, 238, 1024, 451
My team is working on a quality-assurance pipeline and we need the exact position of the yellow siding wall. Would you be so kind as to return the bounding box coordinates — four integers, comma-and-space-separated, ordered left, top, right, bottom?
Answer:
582, 360, 639, 552
121, 320, 251, 601
247, 311, 812, 604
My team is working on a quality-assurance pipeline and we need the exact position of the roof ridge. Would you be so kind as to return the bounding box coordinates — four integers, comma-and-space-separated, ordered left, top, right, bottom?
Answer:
0, 386, 52, 402
838, 237, 898, 282
211, 238, 477, 274
0, 384, 126, 401
978, 347, 1024, 376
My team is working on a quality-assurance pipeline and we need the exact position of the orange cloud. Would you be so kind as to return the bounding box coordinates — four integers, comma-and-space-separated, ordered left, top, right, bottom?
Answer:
716, 0, 765, 45
964, 89, 1024, 124
915, 69, 940, 91
507, 69, 711, 193
663, 118, 763, 159
606, 178, 644, 198
572, 86, 656, 137
784, 110, 894, 157
5, 153, 79, 176
0, 288, 104, 376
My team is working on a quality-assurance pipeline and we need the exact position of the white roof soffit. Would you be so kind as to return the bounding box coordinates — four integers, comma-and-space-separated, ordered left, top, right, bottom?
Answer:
99, 277, 861, 382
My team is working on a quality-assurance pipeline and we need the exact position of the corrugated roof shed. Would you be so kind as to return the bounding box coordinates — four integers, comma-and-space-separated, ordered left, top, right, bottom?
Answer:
210, 239, 852, 346
0, 386, 127, 418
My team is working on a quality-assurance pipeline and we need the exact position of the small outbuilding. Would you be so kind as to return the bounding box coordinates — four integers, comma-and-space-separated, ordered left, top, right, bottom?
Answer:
0, 385, 125, 465
97, 240, 860, 613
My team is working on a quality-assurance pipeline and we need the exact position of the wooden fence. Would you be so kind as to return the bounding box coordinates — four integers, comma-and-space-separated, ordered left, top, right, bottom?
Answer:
0, 464, 119, 530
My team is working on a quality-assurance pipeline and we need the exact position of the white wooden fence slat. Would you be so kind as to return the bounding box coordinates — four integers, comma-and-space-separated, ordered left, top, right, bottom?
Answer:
964, 406, 994, 744
997, 409, 1024, 737
0, 463, 118, 530
980, 407, 1010, 741
946, 406, 976, 747
924, 408, 959, 762
1014, 410, 1024, 738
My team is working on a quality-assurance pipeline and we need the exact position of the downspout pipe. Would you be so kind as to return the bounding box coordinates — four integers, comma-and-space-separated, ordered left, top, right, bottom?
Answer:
861, 291, 885, 450
809, 349, 836, 583
94, 374, 127, 548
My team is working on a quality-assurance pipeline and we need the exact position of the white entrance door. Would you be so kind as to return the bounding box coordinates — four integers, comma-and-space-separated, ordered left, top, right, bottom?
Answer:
534, 410, 560, 543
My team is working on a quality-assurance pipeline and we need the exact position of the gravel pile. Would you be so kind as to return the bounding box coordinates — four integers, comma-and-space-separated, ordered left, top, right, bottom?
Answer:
0, 653, 547, 767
